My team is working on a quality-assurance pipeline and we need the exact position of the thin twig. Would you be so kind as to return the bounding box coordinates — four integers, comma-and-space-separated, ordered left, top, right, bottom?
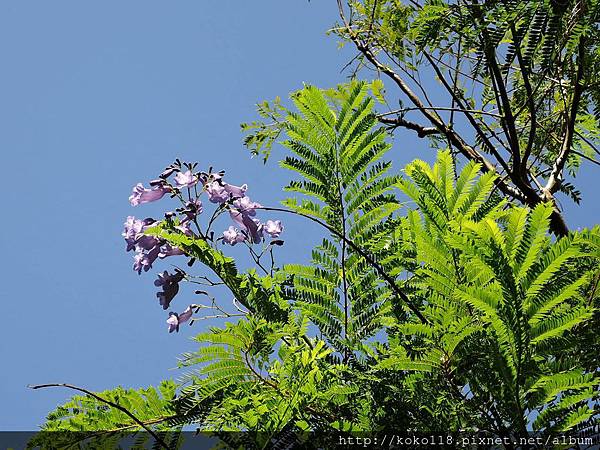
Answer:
575, 130, 600, 157
379, 106, 503, 119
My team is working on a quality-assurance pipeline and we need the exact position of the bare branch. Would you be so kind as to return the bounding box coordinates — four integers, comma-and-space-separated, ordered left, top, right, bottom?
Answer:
470, 1, 522, 171
377, 115, 439, 137
545, 39, 586, 194
571, 149, 600, 168
335, 16, 526, 202
424, 50, 513, 152
421, 50, 513, 176
379, 106, 503, 118
511, 23, 537, 175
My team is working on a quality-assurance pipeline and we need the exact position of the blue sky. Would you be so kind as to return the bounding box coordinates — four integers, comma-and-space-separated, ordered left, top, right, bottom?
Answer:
0, 1, 596, 430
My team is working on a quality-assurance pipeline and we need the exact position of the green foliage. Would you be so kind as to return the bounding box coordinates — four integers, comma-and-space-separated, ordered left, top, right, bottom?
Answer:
29, 382, 183, 449
39, 85, 600, 448
280, 82, 400, 356
241, 95, 287, 163
370, 153, 599, 435
242, 80, 390, 164
39, 382, 178, 432
175, 316, 359, 434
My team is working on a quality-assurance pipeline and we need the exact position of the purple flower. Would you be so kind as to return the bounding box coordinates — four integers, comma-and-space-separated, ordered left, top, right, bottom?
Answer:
123, 216, 157, 251
123, 215, 168, 273
174, 220, 193, 236
206, 181, 228, 204
167, 305, 194, 333
154, 269, 185, 288
155, 270, 185, 310
223, 226, 246, 246
206, 181, 248, 204
123, 216, 142, 251
224, 183, 247, 199
229, 196, 263, 244
129, 183, 171, 206
174, 170, 198, 188
133, 245, 161, 274
231, 196, 261, 216
123, 216, 141, 235
179, 305, 194, 323
159, 243, 185, 258
166, 313, 179, 333
135, 234, 161, 251
242, 217, 263, 244
181, 200, 203, 221
263, 220, 284, 238
229, 197, 259, 227
133, 252, 145, 273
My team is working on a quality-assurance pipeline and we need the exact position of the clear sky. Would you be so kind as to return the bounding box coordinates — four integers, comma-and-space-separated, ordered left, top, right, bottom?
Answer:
0, 1, 597, 430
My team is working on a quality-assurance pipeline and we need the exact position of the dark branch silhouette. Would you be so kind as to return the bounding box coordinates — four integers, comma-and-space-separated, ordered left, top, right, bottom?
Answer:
28, 383, 171, 450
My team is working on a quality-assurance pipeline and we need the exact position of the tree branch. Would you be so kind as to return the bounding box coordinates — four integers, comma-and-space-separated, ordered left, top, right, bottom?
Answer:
377, 114, 439, 137
544, 39, 586, 195
575, 130, 600, 157
511, 23, 537, 175
424, 50, 513, 153
28, 383, 171, 450
336, 4, 526, 204
421, 50, 513, 176
470, 1, 522, 172
337, 0, 570, 236
379, 106, 503, 118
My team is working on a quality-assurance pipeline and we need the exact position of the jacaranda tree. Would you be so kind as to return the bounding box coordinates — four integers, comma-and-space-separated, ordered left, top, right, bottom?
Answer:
32, 2, 600, 449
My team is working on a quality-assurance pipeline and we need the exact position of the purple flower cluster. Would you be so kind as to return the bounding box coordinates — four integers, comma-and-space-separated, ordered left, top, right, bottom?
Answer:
123, 161, 283, 333
206, 178, 247, 204
123, 216, 189, 274
212, 185, 284, 246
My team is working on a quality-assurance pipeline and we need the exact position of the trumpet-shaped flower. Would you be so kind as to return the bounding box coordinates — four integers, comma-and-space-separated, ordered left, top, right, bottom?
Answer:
154, 270, 185, 309
133, 245, 161, 274
207, 181, 247, 203
242, 217, 263, 244
223, 226, 245, 245
264, 220, 284, 238
167, 305, 194, 333
129, 183, 170, 206
206, 181, 228, 203
159, 244, 185, 258
123, 216, 155, 251
174, 170, 198, 188
223, 183, 247, 199
229, 196, 264, 244
231, 196, 261, 218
